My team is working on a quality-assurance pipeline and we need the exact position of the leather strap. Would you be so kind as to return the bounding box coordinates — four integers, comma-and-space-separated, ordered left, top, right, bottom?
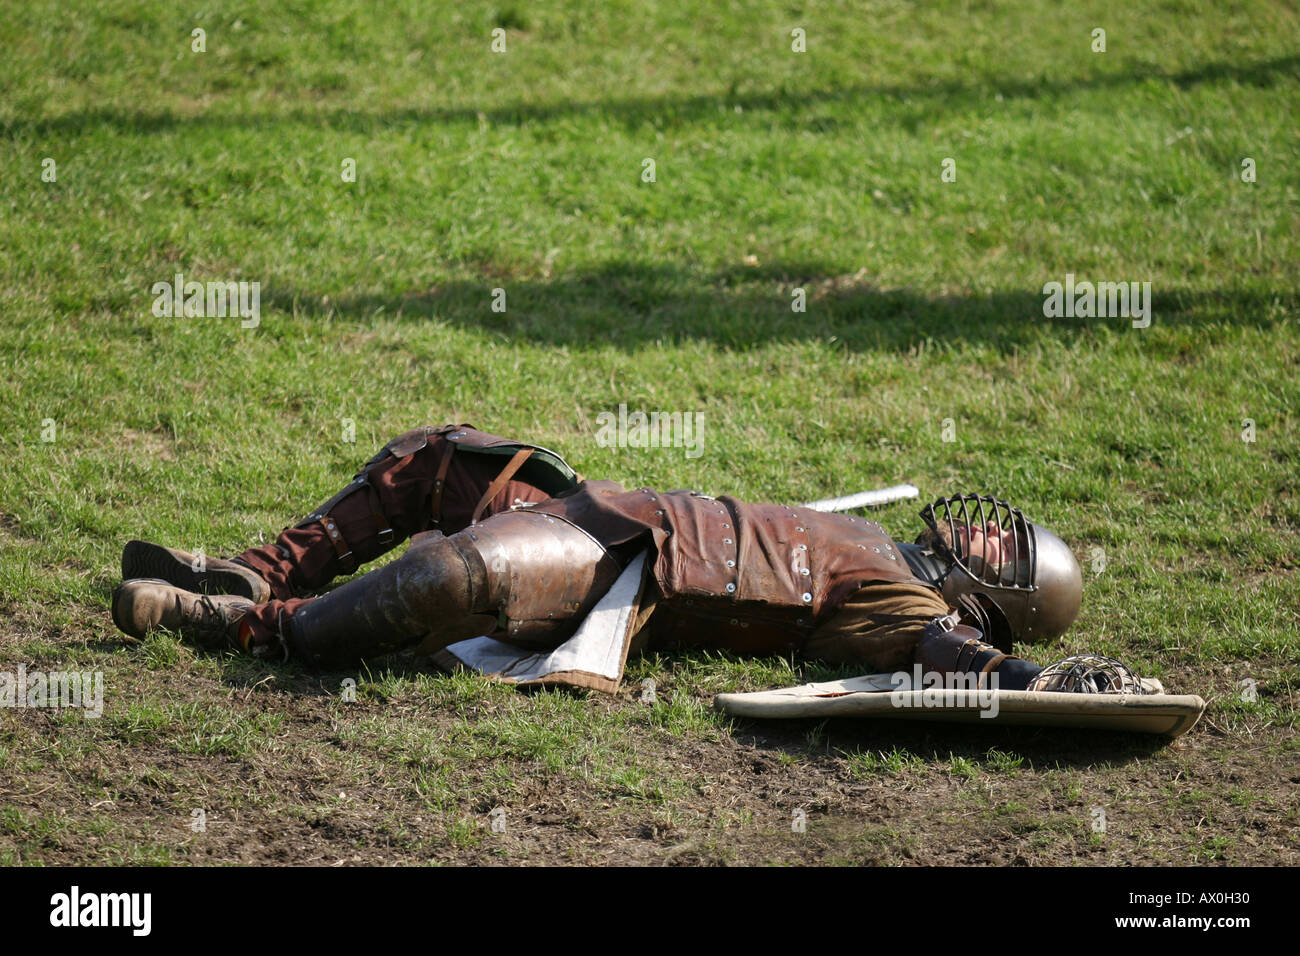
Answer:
365, 482, 393, 545
471, 447, 534, 524
429, 439, 457, 527
979, 652, 1009, 689
981, 653, 1009, 673
955, 638, 983, 672
320, 516, 352, 561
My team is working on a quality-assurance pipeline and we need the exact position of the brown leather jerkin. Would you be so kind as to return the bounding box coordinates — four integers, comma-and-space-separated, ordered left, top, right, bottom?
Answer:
530, 481, 926, 655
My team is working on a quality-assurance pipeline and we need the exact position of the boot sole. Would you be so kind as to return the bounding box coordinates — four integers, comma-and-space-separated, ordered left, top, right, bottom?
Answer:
111, 577, 171, 639
110, 580, 132, 636
122, 540, 265, 602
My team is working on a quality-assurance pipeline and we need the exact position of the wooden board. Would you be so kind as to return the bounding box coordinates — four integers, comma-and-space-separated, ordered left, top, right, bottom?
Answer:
715, 673, 1206, 737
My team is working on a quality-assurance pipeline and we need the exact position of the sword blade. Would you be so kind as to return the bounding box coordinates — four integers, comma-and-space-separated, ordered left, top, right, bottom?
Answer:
800, 484, 920, 513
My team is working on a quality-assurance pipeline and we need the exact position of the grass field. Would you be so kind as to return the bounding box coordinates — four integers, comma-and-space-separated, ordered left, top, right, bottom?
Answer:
0, 0, 1297, 865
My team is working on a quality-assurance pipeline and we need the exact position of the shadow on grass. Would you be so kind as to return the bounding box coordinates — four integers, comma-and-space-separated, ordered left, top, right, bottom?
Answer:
742, 715, 1173, 768
9, 54, 1298, 136
256, 260, 1292, 354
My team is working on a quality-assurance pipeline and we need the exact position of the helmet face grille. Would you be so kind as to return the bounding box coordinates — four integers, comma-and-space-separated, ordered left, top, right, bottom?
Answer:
920, 494, 1038, 592
1027, 655, 1147, 695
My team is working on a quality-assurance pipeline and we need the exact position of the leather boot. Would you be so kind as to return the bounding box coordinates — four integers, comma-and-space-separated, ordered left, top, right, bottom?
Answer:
121, 540, 271, 603
112, 579, 254, 649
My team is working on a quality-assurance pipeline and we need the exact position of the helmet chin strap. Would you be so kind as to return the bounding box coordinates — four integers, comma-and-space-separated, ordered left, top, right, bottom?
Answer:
955, 593, 992, 633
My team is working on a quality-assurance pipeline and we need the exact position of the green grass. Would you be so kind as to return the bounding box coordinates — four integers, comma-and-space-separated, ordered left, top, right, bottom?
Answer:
844, 746, 931, 778
1, 0, 1298, 865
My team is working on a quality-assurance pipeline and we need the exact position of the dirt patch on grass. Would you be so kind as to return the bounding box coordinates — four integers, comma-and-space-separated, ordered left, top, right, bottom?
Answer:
1, 605, 1296, 866
119, 428, 177, 461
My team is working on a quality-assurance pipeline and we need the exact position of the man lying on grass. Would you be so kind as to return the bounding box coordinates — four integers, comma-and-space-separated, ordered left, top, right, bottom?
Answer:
112, 424, 1147, 695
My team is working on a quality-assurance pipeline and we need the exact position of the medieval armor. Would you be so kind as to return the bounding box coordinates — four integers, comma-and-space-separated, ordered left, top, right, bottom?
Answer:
914, 613, 1043, 690
113, 425, 1093, 684
123, 424, 583, 604
275, 480, 949, 667
527, 482, 927, 656
286, 509, 622, 668
1026, 654, 1148, 694
897, 493, 1083, 648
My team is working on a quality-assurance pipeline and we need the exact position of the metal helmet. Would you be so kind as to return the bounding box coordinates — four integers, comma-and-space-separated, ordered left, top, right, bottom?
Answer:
897, 494, 1082, 650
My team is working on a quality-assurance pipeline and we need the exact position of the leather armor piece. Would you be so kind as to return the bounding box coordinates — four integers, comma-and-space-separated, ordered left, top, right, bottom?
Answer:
460, 510, 623, 648
235, 424, 578, 601
295, 429, 436, 546
286, 531, 495, 669
293, 424, 579, 549
285, 510, 622, 668
530, 481, 929, 654
430, 425, 578, 499
915, 615, 1041, 690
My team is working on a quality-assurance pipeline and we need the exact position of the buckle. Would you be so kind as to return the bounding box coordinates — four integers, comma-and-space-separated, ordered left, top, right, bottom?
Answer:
934, 612, 960, 633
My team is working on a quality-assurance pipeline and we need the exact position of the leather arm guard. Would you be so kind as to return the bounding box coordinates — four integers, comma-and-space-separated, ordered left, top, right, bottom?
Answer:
914, 614, 1041, 690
